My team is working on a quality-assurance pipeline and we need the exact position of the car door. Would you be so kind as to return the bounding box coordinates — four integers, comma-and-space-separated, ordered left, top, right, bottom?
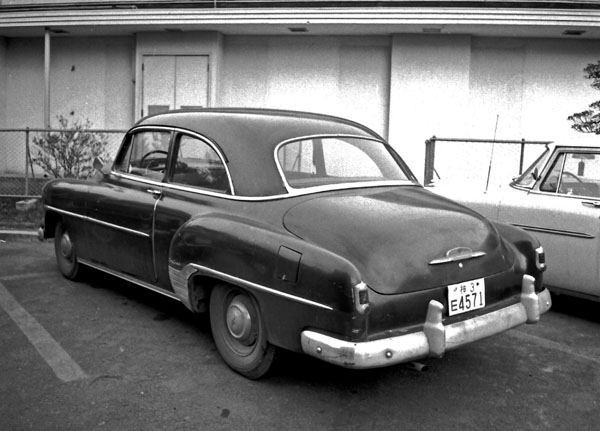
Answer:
87, 128, 173, 281
152, 131, 233, 290
497, 147, 600, 297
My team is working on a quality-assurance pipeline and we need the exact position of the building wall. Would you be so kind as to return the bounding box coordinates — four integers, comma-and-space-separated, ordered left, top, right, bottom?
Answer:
51, 37, 135, 129
4, 38, 44, 129
2, 36, 134, 130
1, 31, 600, 179
219, 36, 391, 138
389, 35, 600, 179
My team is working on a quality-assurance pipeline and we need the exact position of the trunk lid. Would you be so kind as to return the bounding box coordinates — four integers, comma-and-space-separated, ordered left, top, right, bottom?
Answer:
283, 187, 512, 295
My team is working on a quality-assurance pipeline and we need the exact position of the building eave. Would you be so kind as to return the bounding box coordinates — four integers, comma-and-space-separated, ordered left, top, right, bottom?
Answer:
1, 2, 600, 38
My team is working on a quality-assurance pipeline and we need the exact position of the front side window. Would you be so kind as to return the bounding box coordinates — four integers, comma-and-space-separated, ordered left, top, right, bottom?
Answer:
277, 137, 411, 189
169, 134, 230, 193
540, 151, 600, 198
114, 130, 171, 181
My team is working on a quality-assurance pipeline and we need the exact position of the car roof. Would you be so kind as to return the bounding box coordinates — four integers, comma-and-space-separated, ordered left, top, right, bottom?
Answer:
552, 138, 600, 149
134, 108, 385, 197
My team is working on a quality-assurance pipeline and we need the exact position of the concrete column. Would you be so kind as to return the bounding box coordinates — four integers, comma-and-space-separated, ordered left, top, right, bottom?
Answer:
0, 37, 7, 128
44, 28, 51, 128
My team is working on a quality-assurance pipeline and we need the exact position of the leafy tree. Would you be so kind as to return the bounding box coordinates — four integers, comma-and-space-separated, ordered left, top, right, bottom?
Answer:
32, 116, 109, 179
568, 60, 600, 134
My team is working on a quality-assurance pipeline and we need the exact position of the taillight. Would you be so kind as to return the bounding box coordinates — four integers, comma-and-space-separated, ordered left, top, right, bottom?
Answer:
535, 246, 546, 272
353, 282, 370, 314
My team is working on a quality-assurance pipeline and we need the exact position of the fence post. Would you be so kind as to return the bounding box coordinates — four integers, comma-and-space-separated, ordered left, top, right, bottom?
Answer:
424, 136, 436, 185
519, 139, 526, 174
25, 128, 30, 196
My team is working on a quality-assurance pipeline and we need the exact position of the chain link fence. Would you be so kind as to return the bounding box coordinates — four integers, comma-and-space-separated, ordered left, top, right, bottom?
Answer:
0, 128, 125, 198
424, 136, 552, 190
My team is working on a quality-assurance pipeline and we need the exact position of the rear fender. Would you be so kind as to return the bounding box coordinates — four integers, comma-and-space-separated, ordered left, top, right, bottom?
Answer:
168, 213, 364, 351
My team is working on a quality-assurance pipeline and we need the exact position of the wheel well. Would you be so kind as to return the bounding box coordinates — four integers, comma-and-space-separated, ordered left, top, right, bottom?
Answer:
43, 211, 61, 239
188, 275, 220, 313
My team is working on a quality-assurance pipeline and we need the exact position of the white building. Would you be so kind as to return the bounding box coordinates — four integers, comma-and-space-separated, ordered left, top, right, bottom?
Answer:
1, 0, 600, 179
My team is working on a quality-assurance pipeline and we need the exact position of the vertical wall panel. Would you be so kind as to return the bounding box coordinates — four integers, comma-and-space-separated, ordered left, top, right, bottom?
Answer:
220, 36, 390, 137
389, 35, 472, 177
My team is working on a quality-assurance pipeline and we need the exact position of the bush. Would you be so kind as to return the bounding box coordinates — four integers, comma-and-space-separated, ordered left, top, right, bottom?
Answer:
32, 116, 109, 179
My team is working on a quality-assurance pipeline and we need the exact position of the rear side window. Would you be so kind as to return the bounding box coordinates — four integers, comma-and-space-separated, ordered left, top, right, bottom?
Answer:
114, 131, 171, 181
169, 134, 231, 194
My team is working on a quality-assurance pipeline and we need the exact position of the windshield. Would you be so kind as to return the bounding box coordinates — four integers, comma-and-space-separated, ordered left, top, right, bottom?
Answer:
277, 136, 413, 189
512, 146, 551, 188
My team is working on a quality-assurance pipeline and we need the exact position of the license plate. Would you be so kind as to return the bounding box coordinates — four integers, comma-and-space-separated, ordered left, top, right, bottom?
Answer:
447, 278, 485, 316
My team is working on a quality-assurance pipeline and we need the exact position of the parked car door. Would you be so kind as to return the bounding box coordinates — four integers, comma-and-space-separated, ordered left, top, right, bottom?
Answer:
497, 147, 600, 297
152, 131, 233, 290
87, 128, 172, 281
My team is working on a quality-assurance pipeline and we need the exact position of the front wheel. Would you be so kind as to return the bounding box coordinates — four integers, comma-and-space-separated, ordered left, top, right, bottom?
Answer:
209, 284, 276, 379
54, 221, 81, 280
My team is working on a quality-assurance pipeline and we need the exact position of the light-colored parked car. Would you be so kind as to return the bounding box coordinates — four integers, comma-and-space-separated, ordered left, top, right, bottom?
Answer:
430, 142, 600, 302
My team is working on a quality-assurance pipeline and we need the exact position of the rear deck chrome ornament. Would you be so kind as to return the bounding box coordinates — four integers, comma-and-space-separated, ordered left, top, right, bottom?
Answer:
428, 247, 486, 265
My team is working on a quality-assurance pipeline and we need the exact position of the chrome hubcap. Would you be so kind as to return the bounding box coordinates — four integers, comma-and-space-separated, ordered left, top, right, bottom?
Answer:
60, 232, 73, 260
226, 296, 254, 344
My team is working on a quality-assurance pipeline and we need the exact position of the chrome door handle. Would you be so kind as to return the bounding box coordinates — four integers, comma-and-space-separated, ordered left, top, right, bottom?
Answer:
581, 200, 600, 208
146, 189, 162, 199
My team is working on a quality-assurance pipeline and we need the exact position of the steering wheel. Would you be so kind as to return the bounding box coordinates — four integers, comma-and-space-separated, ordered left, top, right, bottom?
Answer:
558, 171, 583, 194
140, 150, 168, 170
562, 171, 583, 183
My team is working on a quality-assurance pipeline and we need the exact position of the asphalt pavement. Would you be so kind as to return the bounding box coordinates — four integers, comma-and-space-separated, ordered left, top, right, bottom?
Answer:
1, 240, 600, 431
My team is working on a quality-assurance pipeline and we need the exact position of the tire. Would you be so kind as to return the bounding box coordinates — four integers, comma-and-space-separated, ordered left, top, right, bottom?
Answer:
54, 221, 81, 280
209, 284, 276, 379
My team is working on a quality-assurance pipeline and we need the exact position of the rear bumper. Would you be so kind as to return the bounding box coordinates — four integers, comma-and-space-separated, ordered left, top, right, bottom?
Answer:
300, 274, 551, 369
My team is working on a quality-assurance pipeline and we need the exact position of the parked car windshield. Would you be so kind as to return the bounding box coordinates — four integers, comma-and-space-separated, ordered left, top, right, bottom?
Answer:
512, 146, 551, 188
277, 136, 412, 189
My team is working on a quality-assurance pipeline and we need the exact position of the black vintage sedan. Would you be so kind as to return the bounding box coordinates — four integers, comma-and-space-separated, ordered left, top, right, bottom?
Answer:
40, 109, 551, 378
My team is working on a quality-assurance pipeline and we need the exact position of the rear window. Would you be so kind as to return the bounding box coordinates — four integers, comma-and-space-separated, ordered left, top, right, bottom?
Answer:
277, 137, 412, 189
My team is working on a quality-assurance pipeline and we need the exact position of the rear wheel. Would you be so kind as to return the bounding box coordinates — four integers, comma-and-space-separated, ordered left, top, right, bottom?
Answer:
54, 221, 81, 280
209, 284, 276, 379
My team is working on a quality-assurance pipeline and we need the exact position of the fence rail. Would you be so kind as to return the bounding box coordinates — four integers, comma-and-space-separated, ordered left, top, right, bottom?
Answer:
0, 128, 125, 198
424, 136, 552, 189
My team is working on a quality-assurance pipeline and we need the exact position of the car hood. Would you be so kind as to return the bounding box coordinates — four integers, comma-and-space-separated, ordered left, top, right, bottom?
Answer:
283, 187, 513, 295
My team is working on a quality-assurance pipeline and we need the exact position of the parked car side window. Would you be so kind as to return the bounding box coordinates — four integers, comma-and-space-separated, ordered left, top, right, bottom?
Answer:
512, 147, 550, 189
278, 137, 409, 188
540, 152, 600, 198
169, 134, 230, 194
114, 131, 171, 181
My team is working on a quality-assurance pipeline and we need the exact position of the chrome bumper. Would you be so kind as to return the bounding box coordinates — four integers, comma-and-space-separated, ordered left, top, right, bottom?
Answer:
300, 275, 552, 369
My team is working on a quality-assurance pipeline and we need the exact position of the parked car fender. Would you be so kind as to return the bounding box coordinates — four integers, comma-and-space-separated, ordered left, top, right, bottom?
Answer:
490, 220, 546, 289
168, 213, 365, 352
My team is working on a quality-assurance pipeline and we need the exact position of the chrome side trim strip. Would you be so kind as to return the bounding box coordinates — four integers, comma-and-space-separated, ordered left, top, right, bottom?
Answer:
512, 223, 595, 239
178, 263, 334, 311
44, 205, 150, 238
111, 171, 414, 202
79, 258, 180, 302
44, 205, 86, 220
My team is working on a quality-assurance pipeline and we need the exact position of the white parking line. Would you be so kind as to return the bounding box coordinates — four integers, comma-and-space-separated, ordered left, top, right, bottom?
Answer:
0, 281, 88, 382
0, 271, 59, 282
509, 329, 600, 365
